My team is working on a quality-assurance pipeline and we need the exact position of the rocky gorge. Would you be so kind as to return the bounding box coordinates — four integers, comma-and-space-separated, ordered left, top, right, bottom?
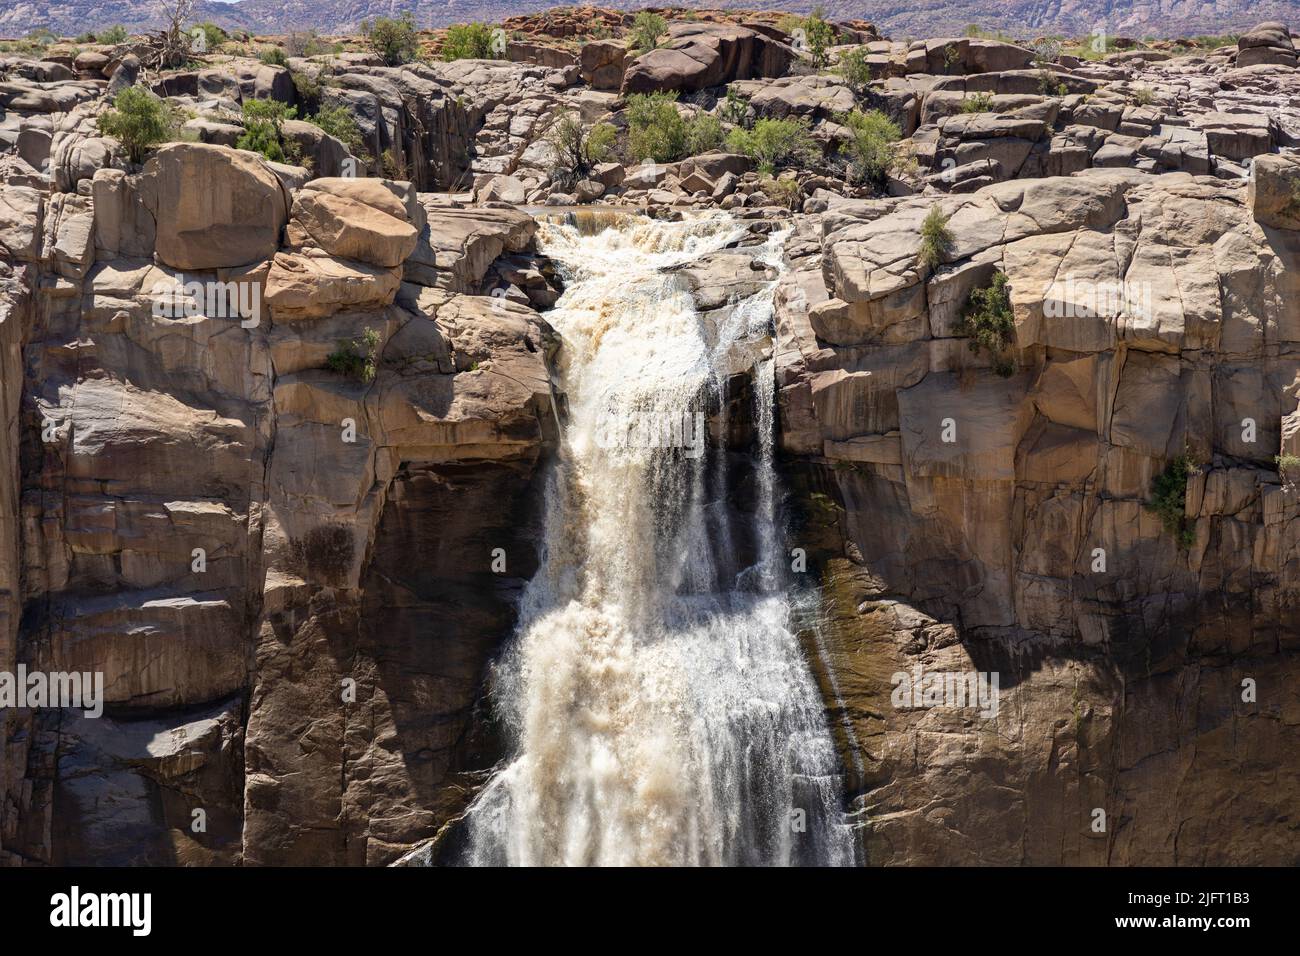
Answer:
0, 11, 1298, 866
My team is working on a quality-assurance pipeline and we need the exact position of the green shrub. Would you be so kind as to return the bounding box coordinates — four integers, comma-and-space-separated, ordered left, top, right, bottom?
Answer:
802, 8, 837, 69
290, 69, 323, 109
918, 205, 954, 270
725, 116, 818, 173
959, 91, 994, 112
259, 46, 289, 67
840, 108, 900, 185
365, 12, 422, 65
626, 92, 683, 161
1036, 68, 1068, 96
1131, 85, 1156, 106
97, 86, 173, 164
285, 30, 336, 58
629, 10, 667, 55
835, 46, 872, 97
310, 104, 364, 154
940, 43, 961, 73
441, 22, 498, 61
97, 25, 129, 44
546, 112, 617, 187
1146, 455, 1198, 548
625, 92, 718, 163
686, 112, 724, 155
327, 328, 382, 383
955, 270, 1016, 377
718, 87, 751, 127
236, 121, 284, 162
75, 31, 97, 44
237, 99, 299, 163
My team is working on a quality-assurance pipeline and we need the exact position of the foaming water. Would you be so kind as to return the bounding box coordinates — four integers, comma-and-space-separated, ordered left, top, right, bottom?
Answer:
461, 214, 854, 866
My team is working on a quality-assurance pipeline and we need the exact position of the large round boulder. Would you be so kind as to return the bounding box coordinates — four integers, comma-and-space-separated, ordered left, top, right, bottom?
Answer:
140, 143, 288, 271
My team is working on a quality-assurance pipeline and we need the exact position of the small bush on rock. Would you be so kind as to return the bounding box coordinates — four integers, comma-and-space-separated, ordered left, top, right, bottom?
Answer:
365, 12, 422, 65
835, 46, 872, 97
629, 11, 668, 55
310, 104, 364, 154
955, 270, 1016, 377
840, 108, 900, 185
237, 98, 300, 164
97, 86, 173, 164
441, 21, 500, 61
726, 116, 818, 173
918, 205, 954, 270
626, 92, 722, 163
1147, 455, 1199, 548
259, 45, 288, 67
546, 112, 617, 188
98, 25, 129, 44
327, 328, 382, 383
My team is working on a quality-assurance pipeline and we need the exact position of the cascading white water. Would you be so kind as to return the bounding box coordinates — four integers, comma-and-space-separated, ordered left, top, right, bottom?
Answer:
462, 213, 855, 866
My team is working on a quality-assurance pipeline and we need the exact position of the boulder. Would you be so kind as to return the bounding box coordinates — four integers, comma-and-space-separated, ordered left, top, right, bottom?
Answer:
622, 23, 794, 95
264, 252, 402, 320
287, 189, 419, 268
1247, 153, 1300, 230
140, 143, 288, 271
579, 40, 627, 91
1236, 21, 1298, 68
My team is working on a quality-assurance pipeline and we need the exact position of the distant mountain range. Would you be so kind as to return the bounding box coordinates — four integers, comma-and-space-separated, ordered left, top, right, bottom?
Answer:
3, 0, 1297, 41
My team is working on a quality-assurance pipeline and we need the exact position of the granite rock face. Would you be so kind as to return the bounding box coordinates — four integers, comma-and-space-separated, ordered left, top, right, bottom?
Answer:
0, 131, 558, 864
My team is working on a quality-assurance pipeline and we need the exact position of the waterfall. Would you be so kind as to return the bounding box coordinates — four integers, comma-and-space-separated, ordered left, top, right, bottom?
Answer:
461, 213, 854, 866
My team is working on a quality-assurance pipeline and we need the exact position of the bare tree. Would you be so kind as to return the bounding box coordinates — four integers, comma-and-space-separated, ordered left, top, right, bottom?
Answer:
139, 0, 202, 70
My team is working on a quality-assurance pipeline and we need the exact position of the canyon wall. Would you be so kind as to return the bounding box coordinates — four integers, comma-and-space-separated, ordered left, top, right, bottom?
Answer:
776, 167, 1300, 864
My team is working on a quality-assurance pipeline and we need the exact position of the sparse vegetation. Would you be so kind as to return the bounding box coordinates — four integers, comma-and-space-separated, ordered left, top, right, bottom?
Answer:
918, 205, 954, 270
285, 30, 339, 58
309, 104, 364, 154
759, 174, 802, 209
1036, 68, 1069, 97
801, 8, 837, 70
629, 11, 668, 55
1131, 85, 1157, 106
726, 116, 818, 173
1146, 455, 1199, 548
100, 24, 131, 44
718, 88, 751, 127
326, 328, 382, 383
365, 12, 422, 65
627, 91, 723, 163
941, 43, 961, 73
835, 46, 873, 97
96, 86, 174, 164
546, 112, 617, 188
959, 91, 995, 113
955, 270, 1016, 377
237, 98, 300, 164
441, 21, 500, 61
839, 108, 901, 186
259, 46, 289, 67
